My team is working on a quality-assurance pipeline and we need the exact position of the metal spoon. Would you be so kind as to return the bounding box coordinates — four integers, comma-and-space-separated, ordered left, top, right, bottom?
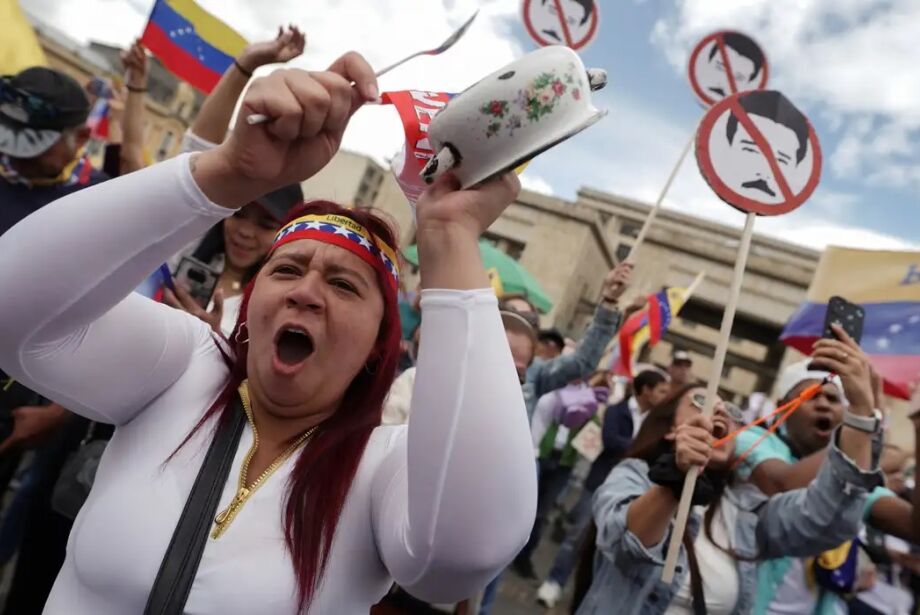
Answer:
246, 10, 479, 126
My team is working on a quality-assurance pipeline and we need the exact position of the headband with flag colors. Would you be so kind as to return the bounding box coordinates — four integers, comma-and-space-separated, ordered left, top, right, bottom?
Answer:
271, 214, 400, 290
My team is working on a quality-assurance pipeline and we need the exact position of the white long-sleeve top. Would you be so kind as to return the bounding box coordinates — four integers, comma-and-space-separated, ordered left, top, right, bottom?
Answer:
0, 154, 537, 614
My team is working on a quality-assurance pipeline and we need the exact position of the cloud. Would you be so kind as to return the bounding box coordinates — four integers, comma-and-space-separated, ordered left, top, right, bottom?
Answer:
650, 0, 920, 191
29, 0, 915, 253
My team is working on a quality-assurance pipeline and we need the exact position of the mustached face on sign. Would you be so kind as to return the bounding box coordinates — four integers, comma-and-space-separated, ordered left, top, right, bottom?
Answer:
697, 90, 822, 217
688, 31, 768, 107
522, 0, 599, 51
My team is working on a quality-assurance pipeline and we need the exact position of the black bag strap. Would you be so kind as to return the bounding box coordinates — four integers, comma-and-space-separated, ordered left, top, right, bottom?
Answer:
144, 395, 245, 615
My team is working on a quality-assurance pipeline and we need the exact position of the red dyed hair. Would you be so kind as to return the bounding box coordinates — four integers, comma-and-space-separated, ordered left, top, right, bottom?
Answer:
178, 201, 402, 609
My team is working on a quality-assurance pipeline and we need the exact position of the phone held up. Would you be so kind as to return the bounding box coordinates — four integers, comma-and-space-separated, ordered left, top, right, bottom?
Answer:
173, 257, 219, 309
808, 295, 865, 372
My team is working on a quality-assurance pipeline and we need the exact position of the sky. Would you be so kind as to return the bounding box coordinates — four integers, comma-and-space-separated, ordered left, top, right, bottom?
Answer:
25, 0, 920, 252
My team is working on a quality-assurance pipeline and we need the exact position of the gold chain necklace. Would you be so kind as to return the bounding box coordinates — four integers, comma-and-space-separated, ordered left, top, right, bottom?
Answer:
211, 381, 317, 539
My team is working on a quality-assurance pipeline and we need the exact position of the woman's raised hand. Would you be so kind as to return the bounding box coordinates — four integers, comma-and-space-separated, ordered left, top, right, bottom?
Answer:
193, 53, 377, 208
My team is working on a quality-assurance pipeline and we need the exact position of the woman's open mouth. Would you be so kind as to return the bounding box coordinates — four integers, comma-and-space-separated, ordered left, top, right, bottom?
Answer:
273, 326, 315, 374
712, 415, 730, 440
814, 416, 834, 436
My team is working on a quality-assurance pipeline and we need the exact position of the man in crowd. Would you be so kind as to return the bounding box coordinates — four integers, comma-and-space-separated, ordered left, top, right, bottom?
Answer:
536, 368, 670, 607
735, 360, 920, 614
0, 64, 116, 615
668, 349, 694, 388
0, 66, 110, 464
0, 67, 108, 234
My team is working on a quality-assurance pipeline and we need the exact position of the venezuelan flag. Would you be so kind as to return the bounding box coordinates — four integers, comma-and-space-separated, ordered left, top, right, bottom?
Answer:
141, 0, 247, 93
781, 246, 920, 399
614, 287, 691, 377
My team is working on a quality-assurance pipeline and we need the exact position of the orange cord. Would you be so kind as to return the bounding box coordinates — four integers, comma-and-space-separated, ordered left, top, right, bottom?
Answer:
713, 381, 823, 449
730, 401, 800, 470
708, 380, 827, 470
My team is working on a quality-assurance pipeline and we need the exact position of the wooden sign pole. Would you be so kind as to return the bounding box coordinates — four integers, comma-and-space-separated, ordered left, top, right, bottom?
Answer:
661, 211, 757, 583
626, 132, 696, 263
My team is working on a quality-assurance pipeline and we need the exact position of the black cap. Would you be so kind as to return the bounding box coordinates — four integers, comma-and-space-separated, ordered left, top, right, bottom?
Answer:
252, 184, 305, 222
0, 67, 90, 158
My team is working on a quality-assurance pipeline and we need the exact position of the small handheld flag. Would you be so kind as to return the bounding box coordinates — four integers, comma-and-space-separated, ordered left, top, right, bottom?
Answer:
141, 0, 248, 93
611, 273, 704, 377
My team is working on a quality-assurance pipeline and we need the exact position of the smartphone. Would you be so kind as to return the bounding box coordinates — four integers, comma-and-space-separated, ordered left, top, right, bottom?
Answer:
808, 296, 865, 372
173, 257, 219, 308
822, 295, 865, 344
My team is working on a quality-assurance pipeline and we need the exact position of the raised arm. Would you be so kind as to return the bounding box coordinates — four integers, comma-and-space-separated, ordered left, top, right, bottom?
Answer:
369, 173, 537, 601
0, 58, 378, 425
0, 156, 229, 423
119, 39, 149, 175
189, 26, 305, 146
755, 430, 883, 559
747, 450, 827, 496
530, 263, 631, 399
756, 329, 885, 555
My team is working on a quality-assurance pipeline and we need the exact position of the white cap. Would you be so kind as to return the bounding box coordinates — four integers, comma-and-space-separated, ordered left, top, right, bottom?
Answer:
775, 359, 847, 404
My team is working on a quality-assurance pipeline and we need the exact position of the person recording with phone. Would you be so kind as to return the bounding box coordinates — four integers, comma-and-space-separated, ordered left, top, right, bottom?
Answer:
164, 182, 305, 337
574, 351, 883, 614
731, 304, 918, 614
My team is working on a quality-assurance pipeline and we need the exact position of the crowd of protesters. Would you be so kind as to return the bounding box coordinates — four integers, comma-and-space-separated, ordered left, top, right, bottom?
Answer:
0, 25, 918, 615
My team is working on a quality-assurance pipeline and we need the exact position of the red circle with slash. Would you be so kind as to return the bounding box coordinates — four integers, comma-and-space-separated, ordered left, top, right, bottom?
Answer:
696, 90, 822, 216
522, 0, 599, 51
688, 30, 769, 107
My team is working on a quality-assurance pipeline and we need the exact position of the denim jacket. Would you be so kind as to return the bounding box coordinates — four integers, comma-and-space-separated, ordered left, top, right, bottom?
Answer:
576, 429, 883, 615
524, 304, 621, 418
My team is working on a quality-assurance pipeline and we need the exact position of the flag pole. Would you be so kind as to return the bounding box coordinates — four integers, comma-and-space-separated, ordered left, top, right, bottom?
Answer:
625, 130, 696, 263
683, 271, 706, 301
661, 212, 756, 583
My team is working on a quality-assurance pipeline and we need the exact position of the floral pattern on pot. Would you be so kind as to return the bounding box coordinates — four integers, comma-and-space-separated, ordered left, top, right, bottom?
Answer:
479, 64, 586, 138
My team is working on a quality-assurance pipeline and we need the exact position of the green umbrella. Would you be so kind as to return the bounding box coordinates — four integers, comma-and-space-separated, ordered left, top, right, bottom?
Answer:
402, 240, 553, 313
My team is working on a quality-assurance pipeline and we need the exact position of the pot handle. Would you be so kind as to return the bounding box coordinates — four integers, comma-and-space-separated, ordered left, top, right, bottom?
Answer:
587, 68, 608, 91
420, 146, 458, 185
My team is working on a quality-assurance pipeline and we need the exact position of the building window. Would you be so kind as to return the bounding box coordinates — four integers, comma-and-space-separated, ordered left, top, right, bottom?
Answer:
621, 221, 642, 238
616, 243, 631, 263
482, 232, 525, 261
